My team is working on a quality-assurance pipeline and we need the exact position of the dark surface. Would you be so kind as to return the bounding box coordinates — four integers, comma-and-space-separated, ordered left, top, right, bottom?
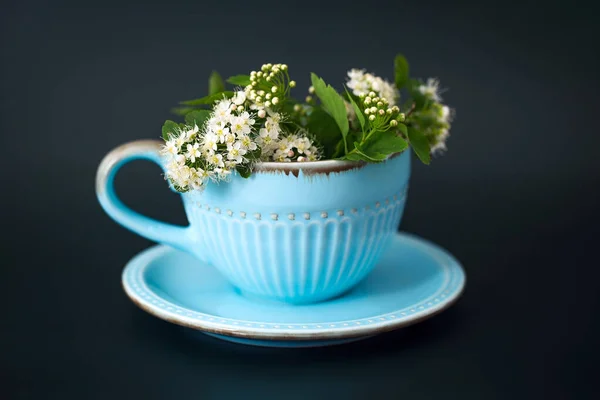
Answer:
2, 0, 599, 398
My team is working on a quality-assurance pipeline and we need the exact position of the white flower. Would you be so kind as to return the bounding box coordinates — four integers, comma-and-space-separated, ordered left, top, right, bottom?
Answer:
230, 114, 254, 136
440, 105, 450, 123
238, 111, 255, 126
175, 154, 186, 164
189, 177, 204, 191
161, 140, 178, 158
212, 123, 230, 144
347, 69, 370, 96
227, 141, 247, 164
202, 132, 218, 153
185, 124, 199, 140
346, 68, 398, 105
259, 127, 279, 140
214, 167, 232, 180
418, 78, 441, 101
238, 134, 257, 151
224, 132, 236, 146
197, 167, 211, 180
207, 153, 224, 168
185, 143, 202, 162
175, 165, 192, 188
214, 99, 233, 121
294, 137, 310, 154
265, 115, 281, 137
165, 159, 182, 181
175, 134, 186, 149
431, 130, 449, 154
233, 91, 246, 105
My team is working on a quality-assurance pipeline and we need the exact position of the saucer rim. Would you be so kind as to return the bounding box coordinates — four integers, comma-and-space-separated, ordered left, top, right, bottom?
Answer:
121, 233, 466, 341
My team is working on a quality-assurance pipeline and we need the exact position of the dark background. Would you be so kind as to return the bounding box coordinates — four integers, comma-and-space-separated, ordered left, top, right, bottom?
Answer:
2, 0, 599, 398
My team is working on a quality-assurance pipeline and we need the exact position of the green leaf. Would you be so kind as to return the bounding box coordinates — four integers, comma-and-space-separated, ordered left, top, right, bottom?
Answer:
344, 86, 365, 130
246, 147, 262, 161
407, 127, 431, 164
363, 130, 408, 155
180, 91, 234, 106
236, 164, 252, 179
184, 110, 211, 127
394, 54, 410, 89
170, 106, 198, 116
333, 133, 359, 159
306, 108, 342, 158
161, 120, 179, 140
397, 123, 408, 136
310, 73, 349, 151
227, 74, 251, 86
209, 71, 225, 96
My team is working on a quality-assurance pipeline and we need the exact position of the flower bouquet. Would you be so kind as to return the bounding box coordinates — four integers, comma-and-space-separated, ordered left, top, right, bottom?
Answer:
160, 54, 453, 192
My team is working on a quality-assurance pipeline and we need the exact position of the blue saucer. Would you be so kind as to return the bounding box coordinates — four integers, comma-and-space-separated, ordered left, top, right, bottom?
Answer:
122, 232, 465, 348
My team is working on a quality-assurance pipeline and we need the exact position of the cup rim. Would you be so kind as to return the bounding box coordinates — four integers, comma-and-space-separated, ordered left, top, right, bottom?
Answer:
253, 159, 365, 175
253, 151, 404, 175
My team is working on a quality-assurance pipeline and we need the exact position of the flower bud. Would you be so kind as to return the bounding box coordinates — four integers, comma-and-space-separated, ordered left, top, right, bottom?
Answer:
308, 86, 315, 94
289, 80, 296, 88
281, 64, 288, 70
369, 115, 376, 121
377, 101, 383, 107
265, 101, 271, 108
255, 96, 262, 103
271, 86, 278, 93
305, 95, 312, 103
378, 109, 385, 116
258, 109, 266, 118
265, 93, 272, 100
288, 150, 295, 157
272, 97, 279, 105
369, 91, 376, 97
293, 104, 302, 112
390, 119, 398, 127
398, 113, 406, 122
364, 97, 371, 105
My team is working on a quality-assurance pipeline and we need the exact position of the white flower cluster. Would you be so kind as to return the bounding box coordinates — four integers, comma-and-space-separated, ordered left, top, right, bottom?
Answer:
418, 78, 442, 102
162, 87, 321, 192
162, 94, 259, 191
411, 100, 453, 155
269, 133, 320, 162
346, 69, 399, 106
430, 104, 452, 153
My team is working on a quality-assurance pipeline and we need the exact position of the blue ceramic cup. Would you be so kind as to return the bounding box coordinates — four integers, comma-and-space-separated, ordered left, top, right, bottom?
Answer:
96, 140, 410, 304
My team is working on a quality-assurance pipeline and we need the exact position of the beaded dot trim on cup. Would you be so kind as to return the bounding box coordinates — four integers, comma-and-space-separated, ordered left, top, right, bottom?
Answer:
190, 185, 409, 221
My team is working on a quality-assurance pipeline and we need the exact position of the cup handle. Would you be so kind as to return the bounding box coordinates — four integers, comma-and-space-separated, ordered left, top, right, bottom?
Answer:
96, 139, 193, 252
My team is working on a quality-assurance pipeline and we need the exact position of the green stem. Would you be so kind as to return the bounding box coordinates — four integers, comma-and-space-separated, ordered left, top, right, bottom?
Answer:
345, 127, 377, 156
